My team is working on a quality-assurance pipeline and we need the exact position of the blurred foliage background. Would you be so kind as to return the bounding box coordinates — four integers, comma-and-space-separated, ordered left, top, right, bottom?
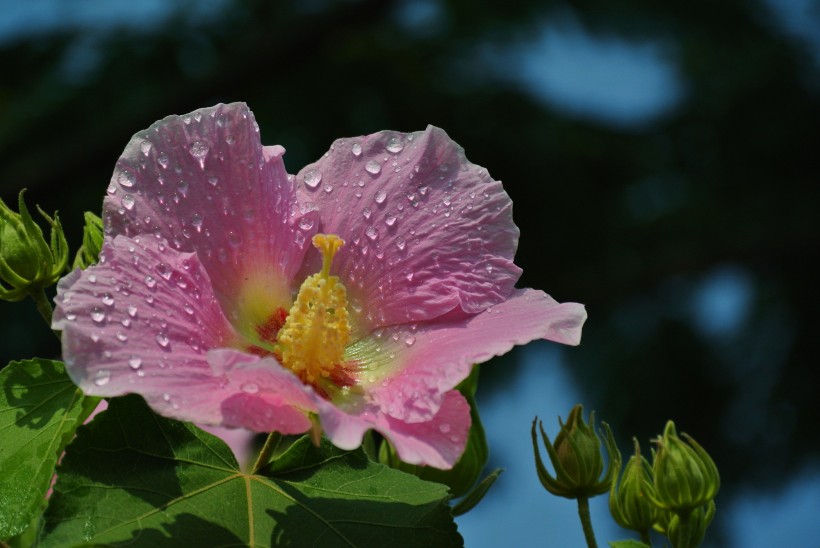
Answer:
1, 0, 818, 545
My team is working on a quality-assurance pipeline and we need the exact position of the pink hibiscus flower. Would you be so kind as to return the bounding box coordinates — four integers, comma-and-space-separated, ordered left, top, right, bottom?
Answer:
52, 103, 586, 469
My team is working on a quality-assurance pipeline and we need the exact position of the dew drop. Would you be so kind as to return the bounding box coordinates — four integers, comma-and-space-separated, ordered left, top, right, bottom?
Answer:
140, 140, 153, 155
298, 217, 314, 230
304, 169, 322, 188
122, 195, 135, 210
93, 370, 111, 386
189, 140, 210, 160
241, 382, 259, 394
366, 226, 378, 240
208, 175, 219, 186
90, 308, 105, 323
101, 293, 114, 306
118, 170, 136, 188
386, 137, 404, 153
184, 304, 194, 315
127, 304, 138, 317
362, 207, 372, 220
439, 423, 451, 434
227, 230, 242, 247
144, 275, 157, 288
128, 356, 142, 370
88, 274, 97, 283
155, 332, 170, 348
157, 153, 169, 169
384, 215, 397, 227
65, 313, 77, 321
374, 190, 387, 204
157, 263, 172, 280
365, 160, 381, 175
404, 334, 416, 347
323, 183, 333, 193
396, 237, 406, 250
191, 213, 203, 232
116, 330, 128, 342
351, 142, 362, 156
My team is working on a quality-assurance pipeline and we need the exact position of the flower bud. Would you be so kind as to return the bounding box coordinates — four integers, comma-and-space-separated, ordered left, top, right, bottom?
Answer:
609, 438, 659, 534
650, 421, 719, 513
657, 500, 716, 548
73, 211, 104, 269
532, 404, 621, 499
0, 191, 68, 301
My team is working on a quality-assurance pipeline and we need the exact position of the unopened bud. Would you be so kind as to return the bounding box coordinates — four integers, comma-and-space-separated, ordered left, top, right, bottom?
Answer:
650, 421, 720, 513
532, 404, 621, 499
0, 191, 68, 301
73, 211, 104, 269
609, 438, 659, 534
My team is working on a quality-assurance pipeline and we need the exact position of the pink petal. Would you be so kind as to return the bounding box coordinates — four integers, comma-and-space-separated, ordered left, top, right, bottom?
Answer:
53, 234, 239, 424
319, 390, 471, 470
103, 103, 316, 318
294, 126, 522, 330
362, 289, 587, 423
208, 349, 316, 434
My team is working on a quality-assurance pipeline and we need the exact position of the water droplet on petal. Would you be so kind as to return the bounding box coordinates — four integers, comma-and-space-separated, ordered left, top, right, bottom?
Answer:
122, 195, 135, 210
144, 275, 156, 288
386, 137, 404, 153
241, 382, 259, 394
404, 334, 416, 346
140, 140, 153, 155
385, 215, 397, 227
439, 423, 451, 434
351, 143, 362, 156
93, 370, 111, 386
163, 392, 171, 402
65, 313, 77, 321
191, 213, 203, 232
101, 293, 114, 306
88, 274, 97, 283
362, 207, 372, 220
374, 190, 387, 204
189, 140, 210, 164
396, 237, 406, 250
298, 217, 314, 230
128, 356, 142, 370
365, 160, 381, 175
118, 170, 136, 187
116, 330, 128, 342
157, 153, 169, 169
304, 169, 322, 188
323, 183, 333, 193
90, 308, 105, 323
155, 332, 170, 348
366, 226, 378, 240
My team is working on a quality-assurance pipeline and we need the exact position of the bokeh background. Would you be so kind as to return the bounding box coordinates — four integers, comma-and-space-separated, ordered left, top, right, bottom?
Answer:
1, 0, 818, 546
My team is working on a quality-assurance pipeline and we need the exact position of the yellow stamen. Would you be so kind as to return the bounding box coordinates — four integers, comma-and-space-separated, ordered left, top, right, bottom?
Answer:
276, 234, 351, 383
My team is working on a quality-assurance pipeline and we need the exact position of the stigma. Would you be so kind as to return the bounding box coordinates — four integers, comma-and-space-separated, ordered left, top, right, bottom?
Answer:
276, 234, 351, 384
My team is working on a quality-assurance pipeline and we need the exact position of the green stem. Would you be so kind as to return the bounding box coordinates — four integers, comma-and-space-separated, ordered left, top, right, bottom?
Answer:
577, 496, 598, 548
28, 286, 60, 340
252, 431, 283, 474
640, 529, 652, 546
675, 511, 692, 548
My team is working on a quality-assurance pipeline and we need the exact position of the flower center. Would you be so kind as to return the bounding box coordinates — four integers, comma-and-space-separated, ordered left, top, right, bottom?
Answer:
275, 234, 351, 384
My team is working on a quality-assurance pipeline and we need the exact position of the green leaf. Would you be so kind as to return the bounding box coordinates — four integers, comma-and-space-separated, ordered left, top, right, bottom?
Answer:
608, 540, 652, 548
0, 358, 89, 540
42, 395, 462, 547
379, 365, 490, 499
